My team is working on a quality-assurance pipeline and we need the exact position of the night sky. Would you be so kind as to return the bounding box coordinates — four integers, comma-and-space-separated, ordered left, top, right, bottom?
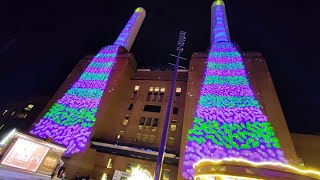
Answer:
1, 0, 320, 133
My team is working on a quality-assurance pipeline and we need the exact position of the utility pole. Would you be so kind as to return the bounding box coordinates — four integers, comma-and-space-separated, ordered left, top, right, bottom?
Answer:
154, 31, 186, 180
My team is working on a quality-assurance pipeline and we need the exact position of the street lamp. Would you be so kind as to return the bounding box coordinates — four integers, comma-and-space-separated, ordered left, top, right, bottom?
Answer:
154, 31, 187, 180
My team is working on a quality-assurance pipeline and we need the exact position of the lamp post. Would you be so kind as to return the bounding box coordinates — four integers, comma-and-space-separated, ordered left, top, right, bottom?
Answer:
154, 31, 186, 180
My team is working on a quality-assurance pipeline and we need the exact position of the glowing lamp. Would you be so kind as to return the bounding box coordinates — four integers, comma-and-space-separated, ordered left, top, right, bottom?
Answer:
128, 167, 153, 180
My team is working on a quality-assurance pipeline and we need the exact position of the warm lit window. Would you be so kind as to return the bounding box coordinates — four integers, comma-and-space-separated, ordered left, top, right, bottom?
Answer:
134, 85, 140, 91
146, 92, 152, 101
101, 173, 108, 180
139, 117, 145, 130
154, 87, 160, 92
131, 92, 137, 100
117, 131, 124, 140
122, 115, 129, 126
135, 133, 142, 141
170, 120, 177, 132
24, 104, 34, 111
149, 87, 154, 91
107, 158, 113, 169
142, 134, 149, 143
176, 87, 182, 93
145, 118, 152, 130
128, 104, 133, 110
149, 135, 155, 143
163, 169, 170, 180
152, 118, 159, 131
173, 107, 178, 114
158, 93, 164, 102
160, 87, 165, 92
168, 137, 175, 146
2, 110, 8, 115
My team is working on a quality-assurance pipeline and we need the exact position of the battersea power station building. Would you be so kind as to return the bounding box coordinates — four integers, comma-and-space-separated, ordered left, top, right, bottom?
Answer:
24, 1, 320, 180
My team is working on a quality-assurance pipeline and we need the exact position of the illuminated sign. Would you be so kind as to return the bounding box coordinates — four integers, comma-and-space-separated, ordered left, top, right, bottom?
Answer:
1, 138, 49, 172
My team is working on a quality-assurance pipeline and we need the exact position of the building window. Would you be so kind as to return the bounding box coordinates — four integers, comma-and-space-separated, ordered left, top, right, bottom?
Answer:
145, 118, 152, 130
139, 117, 145, 130
11, 111, 15, 116
107, 158, 113, 169
135, 133, 142, 141
176, 87, 182, 93
122, 115, 129, 126
143, 105, 161, 113
170, 120, 177, 132
160, 87, 165, 92
152, 93, 158, 101
168, 137, 175, 146
149, 135, 155, 143
117, 131, 124, 140
174, 93, 180, 103
131, 92, 137, 100
2, 110, 8, 115
24, 104, 34, 111
159, 93, 164, 102
142, 134, 149, 143
173, 107, 178, 114
154, 87, 160, 92
163, 169, 170, 180
146, 92, 152, 101
0, 124, 4, 130
149, 87, 154, 91
23, 114, 28, 118
134, 85, 140, 91
101, 173, 108, 180
128, 104, 133, 110
152, 118, 159, 131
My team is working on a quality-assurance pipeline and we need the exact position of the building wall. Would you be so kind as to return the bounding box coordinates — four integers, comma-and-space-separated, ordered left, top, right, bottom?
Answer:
291, 133, 320, 170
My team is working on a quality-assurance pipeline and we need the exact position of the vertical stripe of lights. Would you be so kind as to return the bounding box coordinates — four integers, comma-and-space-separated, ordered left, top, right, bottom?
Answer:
30, 45, 119, 156
30, 8, 145, 156
182, 1, 287, 179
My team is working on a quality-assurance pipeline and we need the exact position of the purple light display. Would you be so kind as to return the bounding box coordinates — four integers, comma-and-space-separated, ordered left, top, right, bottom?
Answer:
30, 45, 119, 156
182, 1, 287, 179
30, 8, 145, 156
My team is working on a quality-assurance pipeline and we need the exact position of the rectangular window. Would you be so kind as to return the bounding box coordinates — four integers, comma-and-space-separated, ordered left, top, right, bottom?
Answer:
149, 135, 155, 143
143, 105, 161, 113
163, 169, 170, 180
149, 87, 154, 91
145, 118, 152, 130
176, 87, 182, 93
24, 104, 34, 111
170, 120, 177, 132
160, 87, 165, 92
135, 133, 142, 141
146, 92, 152, 101
152, 118, 159, 131
2, 110, 8, 115
131, 92, 137, 100
139, 117, 145, 130
174, 93, 180, 103
134, 85, 140, 91
154, 87, 160, 92
122, 115, 129, 126
173, 107, 178, 114
152, 93, 158, 101
168, 137, 175, 146
107, 158, 113, 169
128, 104, 133, 110
142, 134, 149, 143
158, 93, 164, 102
117, 131, 124, 140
